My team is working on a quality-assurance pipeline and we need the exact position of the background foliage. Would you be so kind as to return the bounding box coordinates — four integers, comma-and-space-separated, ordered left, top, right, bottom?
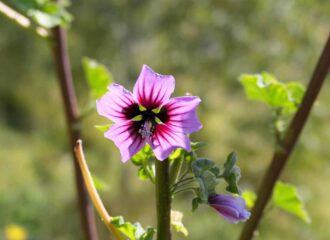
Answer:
0, 0, 329, 239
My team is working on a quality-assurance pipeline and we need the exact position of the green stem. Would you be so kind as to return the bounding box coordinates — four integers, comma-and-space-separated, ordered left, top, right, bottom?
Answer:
171, 177, 195, 193
173, 187, 196, 196
155, 159, 172, 240
272, 108, 283, 150
169, 156, 184, 185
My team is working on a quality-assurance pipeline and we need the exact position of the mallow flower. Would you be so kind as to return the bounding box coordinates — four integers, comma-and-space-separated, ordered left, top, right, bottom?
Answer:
96, 65, 202, 162
208, 194, 251, 224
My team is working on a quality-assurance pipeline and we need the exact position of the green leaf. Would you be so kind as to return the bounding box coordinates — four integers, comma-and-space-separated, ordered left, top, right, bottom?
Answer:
139, 227, 156, 240
191, 158, 215, 177
209, 166, 220, 177
12, 0, 72, 28
272, 181, 311, 223
239, 73, 288, 108
287, 82, 305, 104
110, 216, 136, 239
92, 175, 110, 192
224, 167, 241, 194
192, 197, 201, 212
110, 216, 156, 240
131, 145, 152, 166
201, 171, 218, 194
192, 158, 221, 201
222, 152, 241, 194
242, 190, 257, 209
239, 73, 275, 103
222, 152, 237, 177
195, 177, 208, 203
29, 9, 59, 28
94, 124, 112, 133
283, 82, 305, 113
171, 210, 188, 237
131, 145, 155, 182
239, 73, 305, 115
266, 82, 288, 108
82, 58, 113, 99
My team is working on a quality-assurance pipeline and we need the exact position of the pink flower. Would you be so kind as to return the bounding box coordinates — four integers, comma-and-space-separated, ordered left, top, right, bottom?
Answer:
96, 65, 202, 162
208, 194, 251, 224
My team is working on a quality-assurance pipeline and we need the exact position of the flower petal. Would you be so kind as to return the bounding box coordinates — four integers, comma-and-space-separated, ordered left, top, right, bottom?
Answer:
104, 121, 146, 162
211, 205, 241, 224
209, 194, 246, 209
208, 194, 250, 223
163, 96, 202, 134
149, 124, 190, 160
96, 83, 138, 123
133, 65, 175, 109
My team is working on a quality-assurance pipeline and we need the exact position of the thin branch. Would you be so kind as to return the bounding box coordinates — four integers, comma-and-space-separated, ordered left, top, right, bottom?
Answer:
0, 1, 48, 38
239, 33, 330, 240
51, 24, 98, 240
74, 140, 126, 240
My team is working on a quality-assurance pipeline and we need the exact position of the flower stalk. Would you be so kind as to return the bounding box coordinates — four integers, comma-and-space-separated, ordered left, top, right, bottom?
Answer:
74, 140, 125, 240
169, 156, 184, 186
155, 159, 172, 240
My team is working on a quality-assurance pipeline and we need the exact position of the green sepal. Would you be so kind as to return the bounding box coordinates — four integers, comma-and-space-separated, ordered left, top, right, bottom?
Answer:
138, 167, 149, 181
154, 116, 162, 124
139, 105, 147, 111
131, 115, 143, 121
152, 107, 161, 114
94, 124, 112, 133
169, 148, 183, 161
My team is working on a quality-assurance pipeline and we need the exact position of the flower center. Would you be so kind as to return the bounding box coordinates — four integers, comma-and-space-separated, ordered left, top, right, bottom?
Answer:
125, 105, 169, 139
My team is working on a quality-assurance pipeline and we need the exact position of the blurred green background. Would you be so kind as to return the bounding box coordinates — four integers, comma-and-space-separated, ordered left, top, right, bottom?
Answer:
0, 0, 329, 239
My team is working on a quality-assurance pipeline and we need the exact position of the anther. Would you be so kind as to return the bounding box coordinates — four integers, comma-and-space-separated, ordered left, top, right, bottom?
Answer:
138, 121, 153, 139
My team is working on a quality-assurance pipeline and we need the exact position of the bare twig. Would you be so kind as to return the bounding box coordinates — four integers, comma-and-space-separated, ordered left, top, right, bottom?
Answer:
51, 24, 98, 240
0, 1, 48, 37
74, 140, 126, 240
239, 33, 330, 240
